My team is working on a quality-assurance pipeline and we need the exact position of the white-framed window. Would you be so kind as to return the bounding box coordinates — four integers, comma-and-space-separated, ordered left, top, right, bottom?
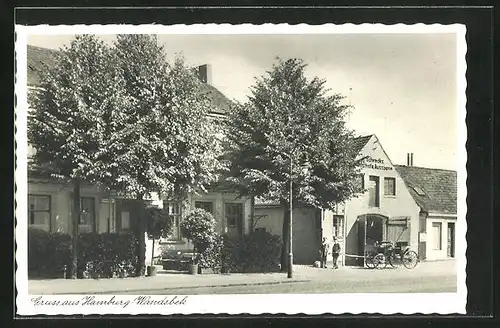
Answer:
165, 201, 182, 240
28, 194, 51, 231
195, 201, 214, 215
384, 177, 396, 196
333, 215, 344, 238
79, 197, 96, 232
432, 222, 442, 250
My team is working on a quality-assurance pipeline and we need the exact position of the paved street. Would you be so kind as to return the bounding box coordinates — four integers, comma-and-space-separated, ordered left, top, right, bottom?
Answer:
28, 260, 457, 295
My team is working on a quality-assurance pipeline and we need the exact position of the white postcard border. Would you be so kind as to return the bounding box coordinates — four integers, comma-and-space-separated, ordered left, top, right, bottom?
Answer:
15, 23, 468, 315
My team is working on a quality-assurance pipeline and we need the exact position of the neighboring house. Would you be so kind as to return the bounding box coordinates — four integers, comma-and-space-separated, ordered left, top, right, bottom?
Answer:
26, 45, 252, 265
255, 135, 427, 266
394, 164, 457, 261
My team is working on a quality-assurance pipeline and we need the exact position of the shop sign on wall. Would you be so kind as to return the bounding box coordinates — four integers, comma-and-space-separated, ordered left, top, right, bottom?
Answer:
362, 157, 393, 171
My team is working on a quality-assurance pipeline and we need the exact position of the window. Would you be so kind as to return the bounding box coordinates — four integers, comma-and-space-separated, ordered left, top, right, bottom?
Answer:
368, 176, 380, 207
195, 201, 214, 214
225, 203, 243, 229
165, 201, 182, 240
121, 211, 130, 230
79, 197, 96, 232
432, 222, 442, 250
384, 177, 396, 196
28, 195, 51, 231
333, 215, 344, 238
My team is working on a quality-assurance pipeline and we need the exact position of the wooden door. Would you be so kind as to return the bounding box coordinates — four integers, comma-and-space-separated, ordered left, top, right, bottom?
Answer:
447, 222, 455, 258
225, 203, 243, 238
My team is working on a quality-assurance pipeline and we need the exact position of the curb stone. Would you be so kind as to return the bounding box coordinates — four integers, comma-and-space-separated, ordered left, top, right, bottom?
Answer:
51, 279, 312, 295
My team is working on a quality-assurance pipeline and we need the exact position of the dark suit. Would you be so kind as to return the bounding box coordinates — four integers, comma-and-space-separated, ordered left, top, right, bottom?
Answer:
320, 242, 329, 268
332, 242, 341, 269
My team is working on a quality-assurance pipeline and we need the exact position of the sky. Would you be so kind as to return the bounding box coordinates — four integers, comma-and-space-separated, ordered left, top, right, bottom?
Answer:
27, 33, 460, 170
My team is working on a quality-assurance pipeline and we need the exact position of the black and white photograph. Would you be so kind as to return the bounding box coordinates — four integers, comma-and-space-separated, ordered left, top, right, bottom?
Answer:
15, 23, 467, 315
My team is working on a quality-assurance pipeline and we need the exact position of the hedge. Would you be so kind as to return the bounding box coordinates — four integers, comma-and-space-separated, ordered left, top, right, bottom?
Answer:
28, 227, 139, 279
199, 230, 282, 274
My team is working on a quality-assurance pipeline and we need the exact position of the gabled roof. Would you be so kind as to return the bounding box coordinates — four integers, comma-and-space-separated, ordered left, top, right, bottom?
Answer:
394, 165, 457, 215
353, 134, 373, 154
27, 45, 61, 86
200, 83, 233, 115
26, 45, 233, 115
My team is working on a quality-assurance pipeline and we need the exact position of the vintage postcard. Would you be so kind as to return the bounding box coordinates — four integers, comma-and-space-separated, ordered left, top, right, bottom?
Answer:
15, 23, 467, 315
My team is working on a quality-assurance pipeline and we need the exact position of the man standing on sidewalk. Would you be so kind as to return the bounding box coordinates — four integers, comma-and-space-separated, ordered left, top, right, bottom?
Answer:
332, 237, 341, 269
320, 237, 329, 268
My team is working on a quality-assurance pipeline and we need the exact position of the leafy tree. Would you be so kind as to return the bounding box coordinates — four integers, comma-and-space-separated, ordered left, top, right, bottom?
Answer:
112, 34, 224, 275
28, 35, 125, 278
224, 58, 364, 270
180, 208, 217, 265
29, 34, 224, 277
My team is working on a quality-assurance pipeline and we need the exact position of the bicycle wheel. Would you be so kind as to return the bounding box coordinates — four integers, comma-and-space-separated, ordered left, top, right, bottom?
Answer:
373, 254, 387, 269
402, 250, 418, 269
365, 253, 376, 269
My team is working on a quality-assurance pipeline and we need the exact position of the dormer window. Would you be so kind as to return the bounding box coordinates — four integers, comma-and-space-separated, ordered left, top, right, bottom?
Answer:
412, 186, 426, 196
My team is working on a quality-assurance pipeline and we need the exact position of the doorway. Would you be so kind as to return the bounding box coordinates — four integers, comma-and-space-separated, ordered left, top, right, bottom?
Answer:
366, 215, 385, 245
225, 203, 244, 238
356, 215, 386, 266
447, 222, 455, 258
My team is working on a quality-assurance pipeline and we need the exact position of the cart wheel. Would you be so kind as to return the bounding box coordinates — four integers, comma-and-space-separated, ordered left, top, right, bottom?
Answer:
374, 254, 387, 269
365, 253, 376, 269
387, 254, 397, 268
402, 250, 418, 269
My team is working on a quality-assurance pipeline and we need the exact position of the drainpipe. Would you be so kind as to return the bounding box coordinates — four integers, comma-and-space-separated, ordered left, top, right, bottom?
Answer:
250, 196, 255, 233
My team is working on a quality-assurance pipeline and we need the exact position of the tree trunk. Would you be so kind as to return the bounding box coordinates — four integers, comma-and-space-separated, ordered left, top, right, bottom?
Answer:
280, 207, 291, 271
70, 179, 81, 279
150, 238, 155, 266
136, 194, 146, 276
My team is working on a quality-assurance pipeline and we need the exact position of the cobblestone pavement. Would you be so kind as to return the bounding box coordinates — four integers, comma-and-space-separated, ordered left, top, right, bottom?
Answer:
28, 260, 457, 295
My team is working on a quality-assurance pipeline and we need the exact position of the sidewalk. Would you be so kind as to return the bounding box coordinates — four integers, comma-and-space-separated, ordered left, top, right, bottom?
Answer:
28, 267, 312, 295
28, 260, 456, 295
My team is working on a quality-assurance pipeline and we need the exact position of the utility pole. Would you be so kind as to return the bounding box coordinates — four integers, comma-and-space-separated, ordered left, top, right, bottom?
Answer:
288, 152, 293, 278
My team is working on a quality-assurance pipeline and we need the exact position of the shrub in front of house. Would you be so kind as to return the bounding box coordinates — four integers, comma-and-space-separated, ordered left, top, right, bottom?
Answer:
196, 231, 282, 274
28, 227, 71, 278
27, 227, 139, 279
198, 234, 227, 273
77, 232, 139, 278
226, 230, 282, 273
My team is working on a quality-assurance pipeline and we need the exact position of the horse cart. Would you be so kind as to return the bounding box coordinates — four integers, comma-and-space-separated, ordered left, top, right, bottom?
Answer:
364, 241, 419, 269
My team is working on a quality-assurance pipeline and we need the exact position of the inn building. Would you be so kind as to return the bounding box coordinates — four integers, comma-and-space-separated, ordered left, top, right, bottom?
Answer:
255, 134, 457, 266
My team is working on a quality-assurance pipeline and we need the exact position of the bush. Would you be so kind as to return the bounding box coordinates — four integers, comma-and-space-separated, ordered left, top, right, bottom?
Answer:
180, 208, 217, 264
28, 227, 71, 277
226, 230, 282, 273
77, 232, 138, 278
198, 234, 225, 273
27, 227, 139, 279
196, 231, 282, 274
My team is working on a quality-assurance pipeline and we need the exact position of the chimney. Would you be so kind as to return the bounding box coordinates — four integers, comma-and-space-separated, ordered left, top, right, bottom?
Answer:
197, 64, 212, 85
410, 153, 414, 166
407, 153, 410, 166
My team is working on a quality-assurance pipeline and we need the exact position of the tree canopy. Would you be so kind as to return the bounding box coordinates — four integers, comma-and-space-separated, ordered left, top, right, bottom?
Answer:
224, 58, 364, 209
28, 34, 223, 198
